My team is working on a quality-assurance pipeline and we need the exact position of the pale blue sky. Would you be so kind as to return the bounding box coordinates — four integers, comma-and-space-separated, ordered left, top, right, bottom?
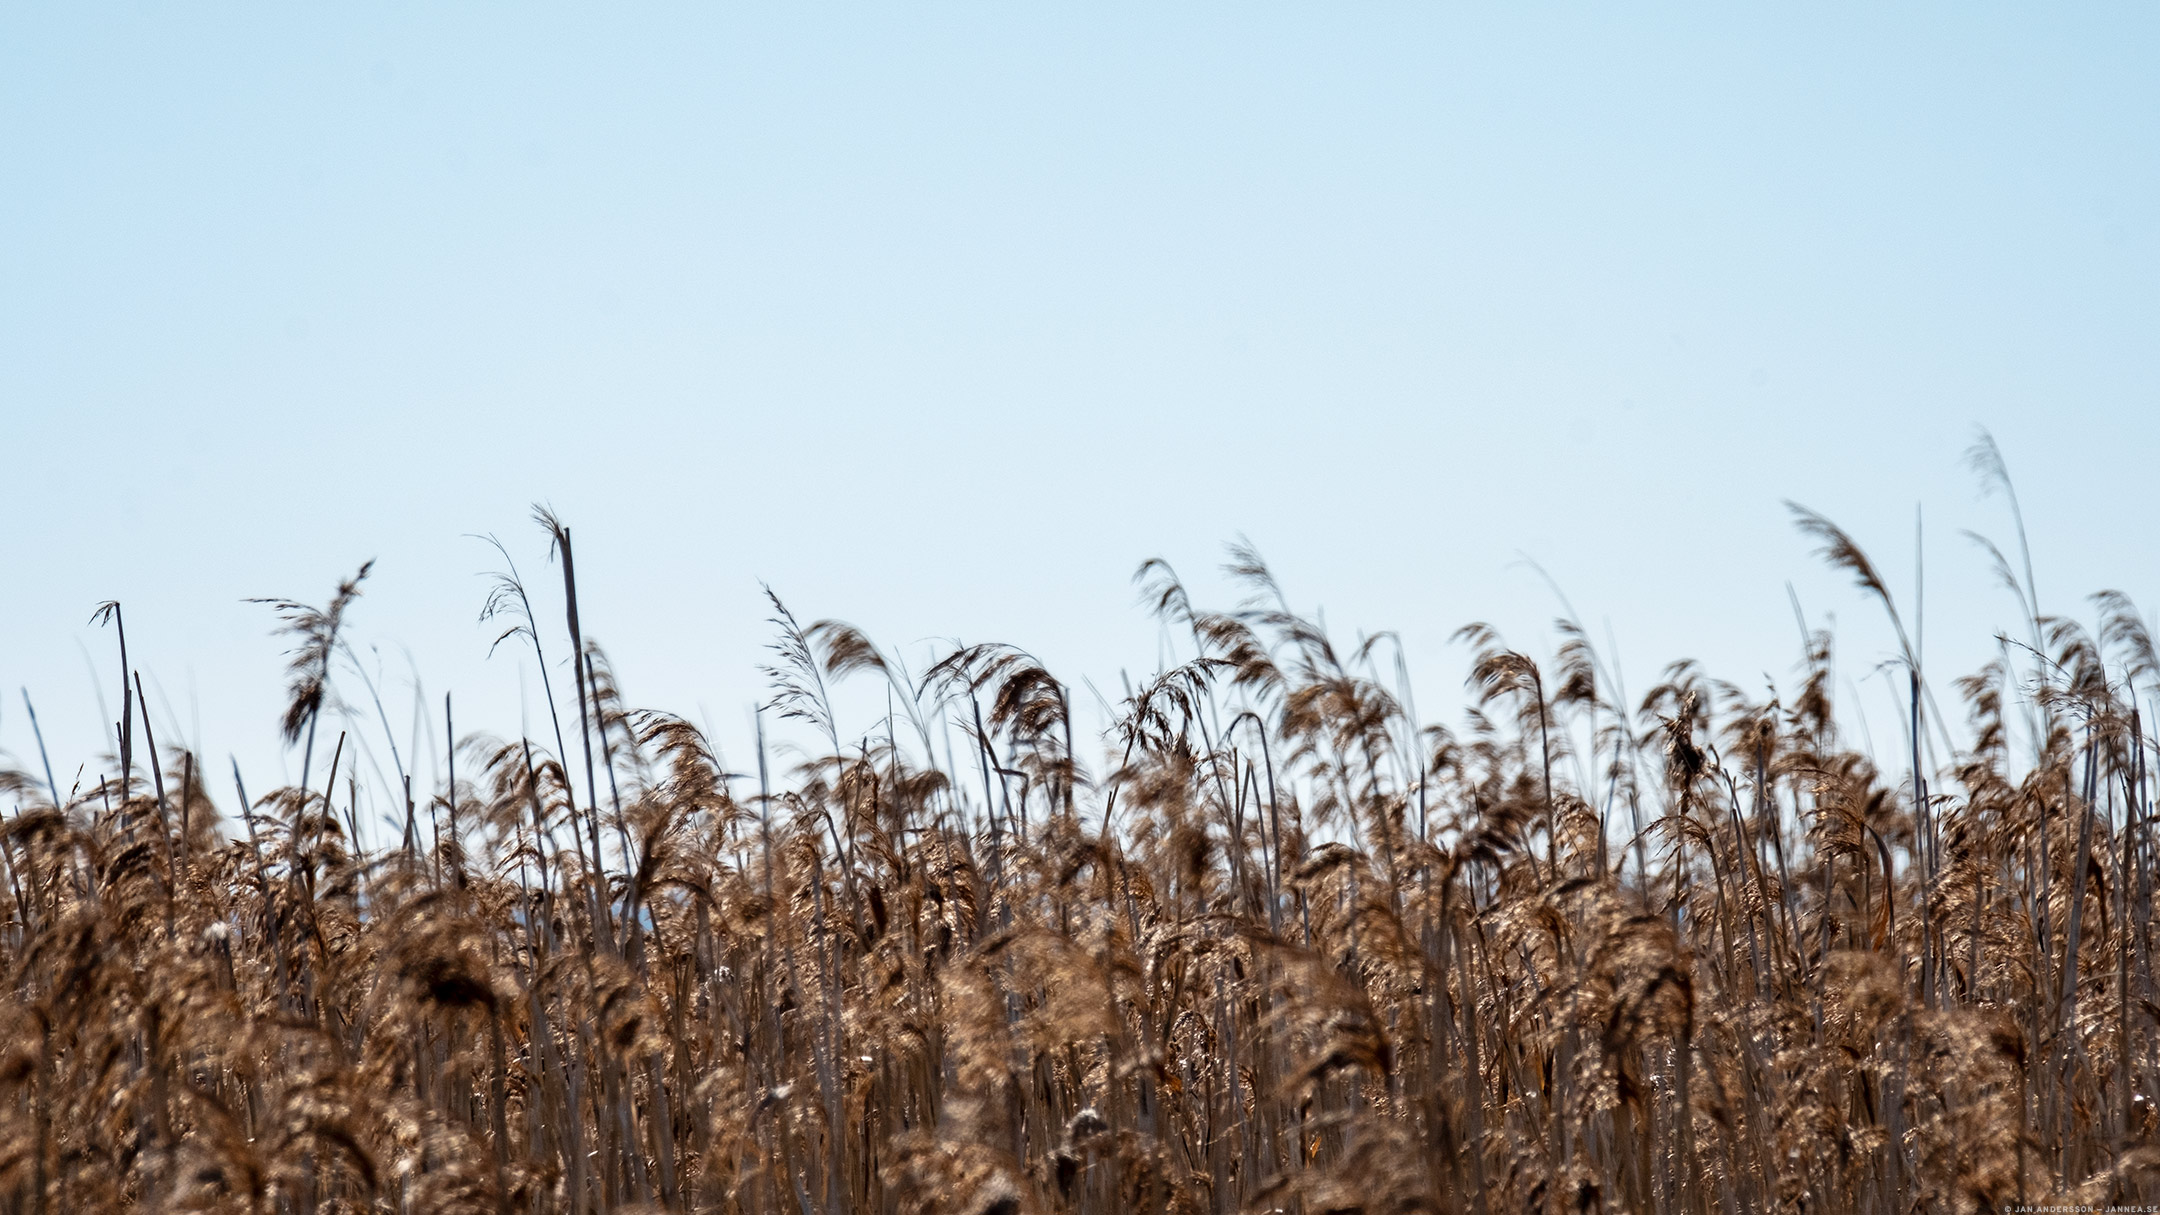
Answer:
4, 7, 2156, 820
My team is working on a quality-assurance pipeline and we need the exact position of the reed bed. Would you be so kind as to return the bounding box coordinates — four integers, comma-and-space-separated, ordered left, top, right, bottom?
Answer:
3, 454, 2156, 1214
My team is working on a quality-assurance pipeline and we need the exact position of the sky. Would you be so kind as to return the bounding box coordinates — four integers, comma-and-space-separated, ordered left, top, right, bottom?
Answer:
3, 6, 2156, 833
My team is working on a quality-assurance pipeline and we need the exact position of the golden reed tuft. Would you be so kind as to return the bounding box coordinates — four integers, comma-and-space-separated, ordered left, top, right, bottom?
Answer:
2, 454, 2155, 1214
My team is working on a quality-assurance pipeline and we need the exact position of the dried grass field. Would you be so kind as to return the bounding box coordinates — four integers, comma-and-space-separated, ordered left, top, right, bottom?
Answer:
3, 443, 2156, 1214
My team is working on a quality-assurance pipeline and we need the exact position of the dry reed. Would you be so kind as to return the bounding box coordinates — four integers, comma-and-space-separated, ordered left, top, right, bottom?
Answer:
3, 458, 2155, 1214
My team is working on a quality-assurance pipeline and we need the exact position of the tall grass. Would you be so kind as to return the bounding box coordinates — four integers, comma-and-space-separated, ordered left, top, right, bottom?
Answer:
2, 467, 2156, 1214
